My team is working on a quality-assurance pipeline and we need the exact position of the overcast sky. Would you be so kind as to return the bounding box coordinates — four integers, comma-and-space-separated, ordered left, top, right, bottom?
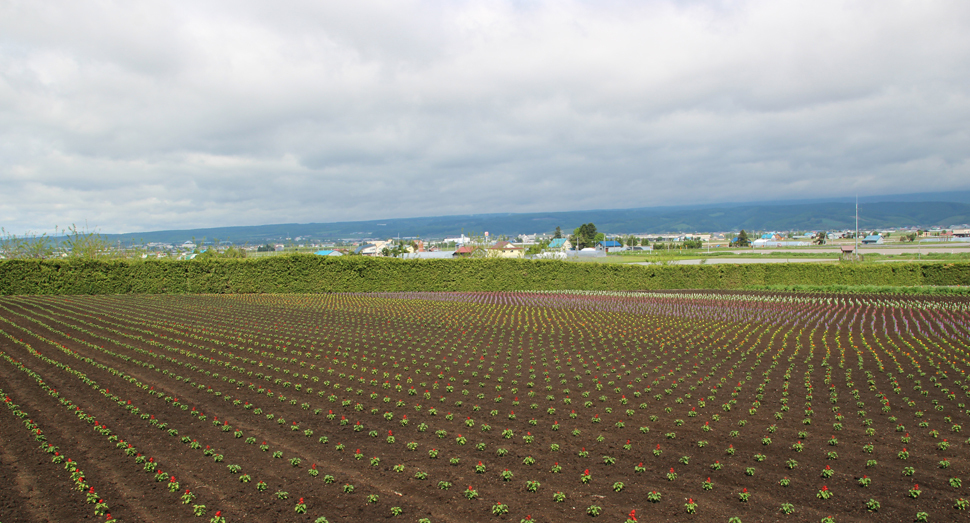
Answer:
2, 1, 969, 235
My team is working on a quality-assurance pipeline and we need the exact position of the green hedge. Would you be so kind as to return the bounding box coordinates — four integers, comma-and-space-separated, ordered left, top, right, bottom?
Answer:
0, 257, 968, 295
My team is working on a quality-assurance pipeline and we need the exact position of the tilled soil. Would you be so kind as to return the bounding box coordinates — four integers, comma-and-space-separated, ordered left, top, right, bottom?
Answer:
0, 292, 968, 523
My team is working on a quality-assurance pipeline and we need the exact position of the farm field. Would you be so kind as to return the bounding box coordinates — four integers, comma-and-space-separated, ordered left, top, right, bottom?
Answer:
0, 292, 969, 523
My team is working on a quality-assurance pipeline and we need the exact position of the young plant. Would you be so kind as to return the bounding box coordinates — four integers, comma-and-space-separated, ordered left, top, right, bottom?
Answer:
817, 485, 833, 500
738, 488, 750, 502
685, 498, 697, 514
492, 503, 509, 516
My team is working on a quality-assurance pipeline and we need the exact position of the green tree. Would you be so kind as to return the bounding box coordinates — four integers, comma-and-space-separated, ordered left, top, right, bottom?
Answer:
732, 230, 751, 247
813, 231, 826, 245
62, 224, 111, 259
571, 223, 599, 249
553, 227, 563, 239
526, 239, 551, 256
0, 228, 55, 259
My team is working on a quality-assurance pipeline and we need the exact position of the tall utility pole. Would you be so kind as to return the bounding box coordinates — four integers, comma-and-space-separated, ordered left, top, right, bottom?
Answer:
855, 195, 859, 258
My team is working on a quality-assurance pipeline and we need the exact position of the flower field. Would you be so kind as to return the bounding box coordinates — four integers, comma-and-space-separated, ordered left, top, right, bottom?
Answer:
0, 291, 969, 522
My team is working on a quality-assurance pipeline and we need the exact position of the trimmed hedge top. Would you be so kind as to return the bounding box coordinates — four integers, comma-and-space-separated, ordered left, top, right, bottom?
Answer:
0, 257, 967, 295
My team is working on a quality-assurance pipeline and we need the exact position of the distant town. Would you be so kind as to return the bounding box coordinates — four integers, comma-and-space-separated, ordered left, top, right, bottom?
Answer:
130, 223, 970, 261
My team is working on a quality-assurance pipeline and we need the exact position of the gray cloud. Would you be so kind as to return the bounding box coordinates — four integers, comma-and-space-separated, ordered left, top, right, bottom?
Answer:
1, 0, 969, 234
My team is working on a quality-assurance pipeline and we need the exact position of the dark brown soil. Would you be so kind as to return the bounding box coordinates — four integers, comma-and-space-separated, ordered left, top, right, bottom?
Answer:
0, 292, 968, 523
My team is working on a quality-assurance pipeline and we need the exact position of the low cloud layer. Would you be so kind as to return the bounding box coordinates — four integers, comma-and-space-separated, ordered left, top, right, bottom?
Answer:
2, 0, 969, 234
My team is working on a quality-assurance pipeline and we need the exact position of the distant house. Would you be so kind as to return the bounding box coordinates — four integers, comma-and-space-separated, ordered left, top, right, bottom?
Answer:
759, 232, 785, 241
355, 243, 379, 256
596, 240, 625, 253
489, 241, 524, 258
314, 250, 343, 257
443, 234, 472, 245
453, 246, 476, 257
861, 235, 883, 245
547, 238, 572, 251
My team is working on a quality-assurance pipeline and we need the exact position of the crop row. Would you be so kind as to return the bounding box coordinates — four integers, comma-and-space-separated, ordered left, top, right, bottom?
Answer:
0, 291, 968, 522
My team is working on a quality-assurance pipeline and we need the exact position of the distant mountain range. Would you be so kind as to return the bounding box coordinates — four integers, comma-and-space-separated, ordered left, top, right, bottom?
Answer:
102, 190, 970, 245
